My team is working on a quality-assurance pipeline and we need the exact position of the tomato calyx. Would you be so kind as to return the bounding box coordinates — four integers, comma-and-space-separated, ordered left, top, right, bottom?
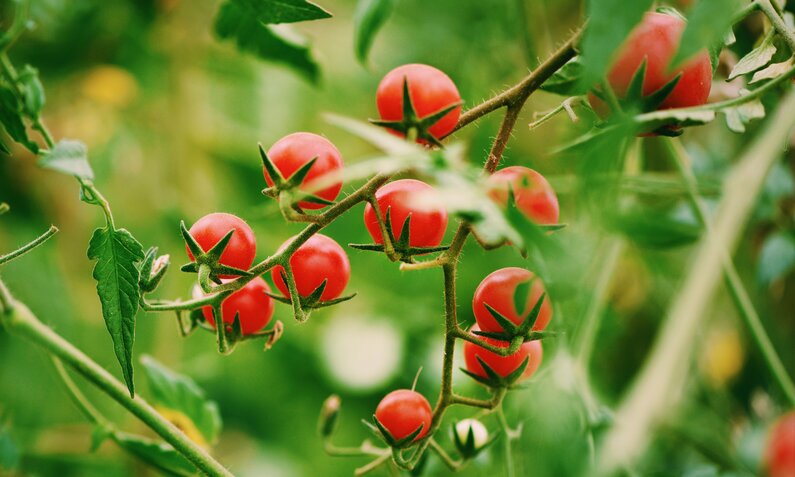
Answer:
183, 307, 285, 352
370, 76, 462, 147
460, 353, 530, 389
451, 420, 495, 459
267, 273, 356, 311
350, 208, 450, 262
473, 276, 555, 344
138, 246, 170, 293
179, 221, 252, 291
366, 414, 426, 449
259, 144, 337, 215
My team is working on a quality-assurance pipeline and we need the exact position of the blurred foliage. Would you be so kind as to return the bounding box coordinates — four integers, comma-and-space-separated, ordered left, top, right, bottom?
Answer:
0, 0, 794, 476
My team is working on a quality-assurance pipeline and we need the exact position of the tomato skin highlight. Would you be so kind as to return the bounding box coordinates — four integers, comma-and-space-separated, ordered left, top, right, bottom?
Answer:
472, 267, 552, 334
766, 411, 795, 477
487, 166, 559, 225
376, 63, 462, 141
588, 12, 712, 116
375, 389, 433, 442
463, 325, 543, 380
271, 234, 350, 301
264, 132, 344, 210
186, 213, 257, 278
363, 179, 448, 248
200, 277, 274, 335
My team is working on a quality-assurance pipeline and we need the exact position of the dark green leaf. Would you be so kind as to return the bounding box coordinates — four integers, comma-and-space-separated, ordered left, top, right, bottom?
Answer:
18, 65, 45, 118
115, 432, 197, 477
354, 0, 396, 63
87, 226, 145, 397
671, 0, 742, 69
0, 85, 37, 153
757, 231, 795, 286
512, 280, 531, 318
140, 355, 222, 445
38, 139, 94, 180
215, 1, 321, 83
230, 0, 331, 24
540, 57, 588, 96
579, 0, 653, 90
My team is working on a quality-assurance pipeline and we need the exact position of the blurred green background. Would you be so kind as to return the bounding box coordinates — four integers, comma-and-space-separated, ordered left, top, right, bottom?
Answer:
1, 0, 794, 476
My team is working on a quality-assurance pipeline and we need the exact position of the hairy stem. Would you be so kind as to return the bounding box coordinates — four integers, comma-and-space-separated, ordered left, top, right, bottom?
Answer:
0, 225, 58, 266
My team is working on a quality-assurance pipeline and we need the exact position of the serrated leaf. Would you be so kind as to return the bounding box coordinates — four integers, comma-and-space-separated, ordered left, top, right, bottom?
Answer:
215, 1, 321, 83
87, 226, 145, 397
729, 33, 777, 80
354, 0, 395, 63
230, 0, 331, 24
541, 57, 589, 96
757, 231, 795, 286
750, 57, 795, 84
38, 139, 94, 180
671, 0, 742, 69
579, 0, 653, 90
140, 355, 222, 446
723, 94, 765, 133
18, 65, 45, 118
0, 85, 37, 153
115, 432, 197, 477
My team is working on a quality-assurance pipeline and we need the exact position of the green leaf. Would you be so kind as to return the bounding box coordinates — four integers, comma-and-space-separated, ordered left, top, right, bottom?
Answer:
215, 1, 321, 83
17, 65, 45, 118
723, 93, 765, 133
38, 139, 94, 180
579, 0, 653, 90
757, 231, 795, 286
728, 33, 777, 80
750, 58, 794, 84
0, 85, 38, 153
608, 208, 701, 248
140, 355, 222, 446
354, 0, 396, 63
230, 0, 331, 24
115, 432, 197, 477
512, 280, 531, 318
540, 57, 589, 96
671, 0, 742, 69
0, 426, 19, 471
87, 226, 145, 397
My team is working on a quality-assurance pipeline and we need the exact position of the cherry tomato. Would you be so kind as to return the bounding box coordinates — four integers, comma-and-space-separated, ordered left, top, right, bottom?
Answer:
588, 12, 712, 115
487, 166, 559, 225
376, 64, 462, 141
463, 324, 543, 380
199, 277, 274, 335
186, 213, 256, 278
375, 389, 433, 442
472, 267, 552, 334
272, 234, 350, 301
363, 179, 448, 248
765, 411, 795, 477
264, 132, 344, 210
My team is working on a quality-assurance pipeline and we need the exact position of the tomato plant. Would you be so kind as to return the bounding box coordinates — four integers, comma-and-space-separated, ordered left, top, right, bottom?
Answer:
271, 234, 350, 301
199, 277, 274, 335
186, 213, 257, 278
487, 166, 560, 225
463, 325, 543, 381
374, 389, 433, 442
472, 267, 553, 334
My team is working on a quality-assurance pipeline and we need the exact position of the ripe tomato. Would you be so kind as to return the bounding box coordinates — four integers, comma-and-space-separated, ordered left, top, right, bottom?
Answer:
473, 267, 552, 334
272, 234, 350, 301
375, 389, 433, 442
487, 166, 559, 225
363, 179, 448, 248
199, 277, 274, 335
463, 325, 543, 380
765, 411, 795, 477
588, 12, 712, 115
186, 213, 256, 278
376, 64, 462, 141
264, 132, 344, 210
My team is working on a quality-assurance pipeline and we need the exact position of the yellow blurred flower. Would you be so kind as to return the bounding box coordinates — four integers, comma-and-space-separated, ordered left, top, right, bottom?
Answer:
81, 65, 138, 108
156, 407, 209, 449
701, 327, 744, 386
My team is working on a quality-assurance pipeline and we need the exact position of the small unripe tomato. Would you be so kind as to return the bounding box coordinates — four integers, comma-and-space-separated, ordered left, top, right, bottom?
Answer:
454, 419, 489, 450
487, 166, 559, 225
199, 277, 274, 335
376, 64, 462, 141
186, 213, 256, 278
272, 234, 350, 301
473, 267, 552, 334
765, 411, 795, 477
375, 389, 433, 442
463, 325, 543, 380
363, 179, 448, 248
589, 12, 712, 115
264, 132, 344, 210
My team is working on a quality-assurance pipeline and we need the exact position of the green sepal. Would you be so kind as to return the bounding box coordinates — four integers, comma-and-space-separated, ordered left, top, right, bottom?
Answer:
451, 421, 497, 459
483, 303, 519, 335
460, 355, 530, 389
370, 414, 424, 448
179, 221, 251, 284
260, 143, 286, 187
285, 156, 319, 189
139, 247, 170, 293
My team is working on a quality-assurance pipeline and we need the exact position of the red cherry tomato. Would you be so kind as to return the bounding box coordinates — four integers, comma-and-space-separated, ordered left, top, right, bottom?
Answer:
186, 213, 256, 278
376, 64, 462, 141
264, 132, 344, 210
487, 166, 559, 225
463, 325, 543, 380
271, 234, 350, 301
363, 179, 448, 248
199, 277, 274, 335
473, 267, 552, 334
588, 12, 712, 115
375, 389, 433, 442
766, 411, 795, 477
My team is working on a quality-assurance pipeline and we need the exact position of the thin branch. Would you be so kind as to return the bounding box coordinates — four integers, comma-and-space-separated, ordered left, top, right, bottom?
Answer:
0, 225, 58, 266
